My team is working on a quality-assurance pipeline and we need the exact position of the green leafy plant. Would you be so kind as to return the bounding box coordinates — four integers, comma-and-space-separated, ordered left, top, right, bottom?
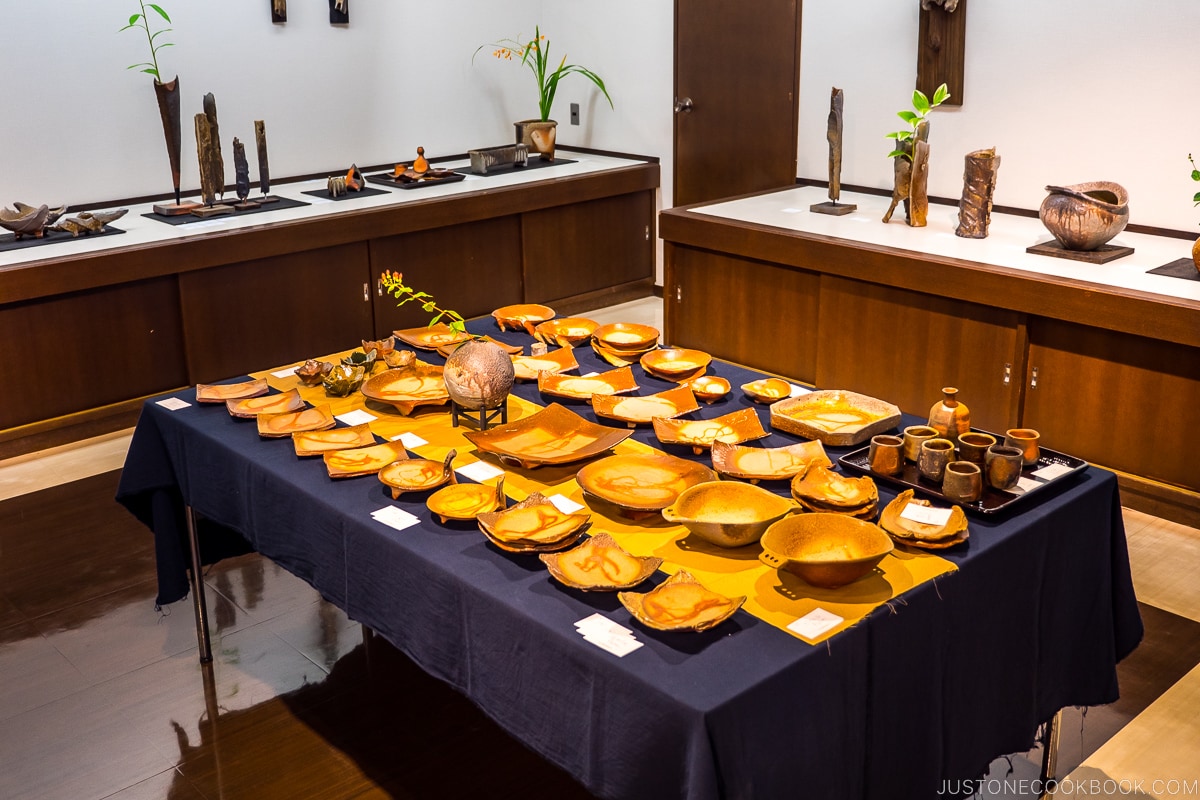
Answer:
1189, 154, 1200, 208
120, 1, 173, 81
475, 26, 613, 122
886, 83, 950, 160
381, 271, 467, 335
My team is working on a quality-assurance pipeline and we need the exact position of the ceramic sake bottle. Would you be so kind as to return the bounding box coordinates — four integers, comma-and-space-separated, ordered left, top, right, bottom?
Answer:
928, 387, 971, 443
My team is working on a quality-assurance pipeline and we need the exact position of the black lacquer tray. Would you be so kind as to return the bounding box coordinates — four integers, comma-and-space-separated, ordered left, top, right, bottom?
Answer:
838, 431, 1088, 515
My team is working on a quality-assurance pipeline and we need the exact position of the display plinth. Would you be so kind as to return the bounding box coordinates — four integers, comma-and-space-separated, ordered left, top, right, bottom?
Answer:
153, 201, 203, 216
810, 201, 857, 216
1026, 240, 1134, 263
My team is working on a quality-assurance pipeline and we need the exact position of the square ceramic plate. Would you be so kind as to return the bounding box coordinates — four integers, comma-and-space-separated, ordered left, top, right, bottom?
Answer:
196, 378, 269, 403
226, 389, 305, 418
537, 366, 639, 401
592, 384, 700, 427
512, 346, 579, 381
293, 423, 376, 456
652, 408, 769, 453
257, 404, 336, 437
769, 389, 901, 446
463, 403, 633, 469
393, 324, 471, 351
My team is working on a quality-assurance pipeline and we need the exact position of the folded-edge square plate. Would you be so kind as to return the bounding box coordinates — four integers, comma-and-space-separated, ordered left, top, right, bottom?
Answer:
463, 402, 633, 469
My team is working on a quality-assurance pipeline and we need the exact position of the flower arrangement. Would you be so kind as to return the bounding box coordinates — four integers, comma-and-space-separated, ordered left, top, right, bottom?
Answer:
1190, 154, 1200, 208
380, 271, 467, 334
476, 26, 613, 122
120, 1, 173, 81
886, 83, 950, 160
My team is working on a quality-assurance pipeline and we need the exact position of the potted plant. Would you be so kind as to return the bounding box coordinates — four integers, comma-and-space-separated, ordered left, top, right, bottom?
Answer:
882, 83, 949, 227
476, 26, 613, 161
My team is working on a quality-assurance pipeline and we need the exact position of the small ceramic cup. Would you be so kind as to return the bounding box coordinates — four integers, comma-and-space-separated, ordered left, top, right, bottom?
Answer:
918, 438, 955, 483
1004, 428, 1041, 465
902, 425, 939, 462
956, 431, 997, 464
985, 444, 1025, 490
868, 434, 906, 476
942, 460, 983, 504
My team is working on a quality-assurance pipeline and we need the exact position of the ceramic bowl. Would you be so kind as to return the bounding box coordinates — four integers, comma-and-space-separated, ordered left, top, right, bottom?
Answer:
661, 481, 797, 548
759, 513, 894, 589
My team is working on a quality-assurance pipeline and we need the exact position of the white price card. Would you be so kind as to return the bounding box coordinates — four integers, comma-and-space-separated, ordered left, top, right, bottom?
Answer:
1011, 476, 1041, 495
1032, 463, 1074, 481
548, 494, 586, 514
575, 613, 635, 639
899, 503, 954, 527
156, 397, 191, 411
789, 384, 812, 397
456, 460, 505, 482
371, 506, 420, 532
389, 432, 429, 448
787, 608, 844, 640
271, 366, 300, 379
582, 631, 644, 657
336, 409, 377, 426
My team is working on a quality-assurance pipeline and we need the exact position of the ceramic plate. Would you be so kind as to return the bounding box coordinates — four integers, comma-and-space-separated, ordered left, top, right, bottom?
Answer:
511, 346, 579, 381
534, 317, 599, 346
293, 423, 376, 456
196, 378, 269, 403
770, 390, 901, 446
427, 476, 507, 523
378, 450, 456, 498
476, 492, 591, 552
590, 339, 649, 368
618, 571, 745, 632
710, 439, 832, 482
463, 403, 633, 469
393, 323, 471, 351
593, 322, 660, 352
576, 452, 716, 513
541, 533, 662, 591
537, 366, 639, 401
257, 404, 336, 438
436, 336, 522, 358
652, 408, 769, 453
790, 465, 879, 510
640, 348, 712, 380
592, 384, 700, 427
360, 361, 449, 415
492, 304, 555, 334
741, 378, 792, 403
323, 441, 406, 478
226, 389, 304, 418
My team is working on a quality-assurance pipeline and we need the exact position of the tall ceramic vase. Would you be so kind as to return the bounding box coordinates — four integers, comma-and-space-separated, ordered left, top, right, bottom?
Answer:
515, 120, 557, 161
153, 76, 183, 207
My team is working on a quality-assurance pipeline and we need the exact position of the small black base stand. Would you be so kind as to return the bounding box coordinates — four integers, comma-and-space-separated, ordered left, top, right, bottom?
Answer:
1146, 257, 1200, 282
1026, 241, 1134, 263
810, 201, 857, 216
451, 400, 508, 430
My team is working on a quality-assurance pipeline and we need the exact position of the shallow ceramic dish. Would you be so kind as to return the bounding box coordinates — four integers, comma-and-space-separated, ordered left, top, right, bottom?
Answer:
360, 361, 449, 415
436, 336, 522, 359
323, 441, 407, 478
492, 304, 555, 335
463, 403, 632, 469
257, 404, 336, 438
661, 481, 797, 548
427, 476, 507, 523
592, 385, 700, 427
618, 571, 745, 632
540, 533, 662, 591
226, 389, 304, 418
593, 322, 660, 352
293, 423, 376, 457
534, 317, 599, 347
741, 378, 793, 404
652, 408, 769, 454
590, 339, 650, 368
511, 345, 578, 381
759, 513, 894, 589
710, 439, 831, 483
686, 375, 731, 404
196, 378, 269, 403
576, 452, 716, 514
877, 490, 969, 549
640, 348, 712, 380
378, 450, 457, 498
295, 360, 334, 386
770, 390, 901, 446
393, 324, 471, 351
791, 465, 879, 512
361, 336, 395, 358
322, 364, 366, 397
476, 492, 591, 553
537, 366, 639, 401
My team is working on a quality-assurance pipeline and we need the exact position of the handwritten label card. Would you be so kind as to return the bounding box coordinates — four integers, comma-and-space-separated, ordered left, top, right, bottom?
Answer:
1032, 463, 1074, 481
456, 460, 504, 482
787, 608, 844, 641
156, 397, 192, 411
371, 506, 420, 531
899, 503, 954, 527
389, 432, 428, 448
336, 409, 377, 426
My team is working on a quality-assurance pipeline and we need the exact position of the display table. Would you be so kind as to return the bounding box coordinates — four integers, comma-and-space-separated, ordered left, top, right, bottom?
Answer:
116, 318, 1142, 800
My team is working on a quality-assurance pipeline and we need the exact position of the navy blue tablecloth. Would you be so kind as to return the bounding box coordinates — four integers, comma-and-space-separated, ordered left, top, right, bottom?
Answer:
116, 317, 1142, 800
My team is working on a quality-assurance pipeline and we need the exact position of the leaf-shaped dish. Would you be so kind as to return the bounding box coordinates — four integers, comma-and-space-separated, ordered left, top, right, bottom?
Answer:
710, 439, 831, 482
226, 389, 305, 418
477, 492, 591, 552
541, 533, 662, 591
394, 323, 472, 351
378, 449, 457, 498
640, 348, 712, 380
592, 384, 700, 427
196, 378, 269, 403
463, 403, 633, 469
687, 375, 731, 404
576, 452, 716, 513
534, 317, 599, 346
652, 408, 769, 454
293, 423, 376, 457
427, 476, 507, 523
877, 490, 969, 549
537, 366, 638, 402
493, 304, 555, 335
257, 404, 336, 438
593, 322, 660, 352
512, 345, 578, 381
323, 441, 407, 479
619, 571, 745, 632
741, 378, 792, 404
360, 361, 449, 415
770, 389, 901, 446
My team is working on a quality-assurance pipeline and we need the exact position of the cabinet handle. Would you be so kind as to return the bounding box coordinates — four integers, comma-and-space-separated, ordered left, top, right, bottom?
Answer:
675, 285, 682, 302
1003, 362, 1011, 386
1030, 366, 1039, 389
377, 278, 383, 297
645, 225, 651, 241
363, 282, 369, 302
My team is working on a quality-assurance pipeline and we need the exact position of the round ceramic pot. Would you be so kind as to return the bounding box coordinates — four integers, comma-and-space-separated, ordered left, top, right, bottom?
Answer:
1038, 181, 1129, 251
514, 119, 557, 161
443, 339, 515, 411
1192, 236, 1200, 276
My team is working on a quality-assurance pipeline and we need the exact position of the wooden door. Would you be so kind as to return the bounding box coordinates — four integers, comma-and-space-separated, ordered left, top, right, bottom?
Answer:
674, 0, 801, 206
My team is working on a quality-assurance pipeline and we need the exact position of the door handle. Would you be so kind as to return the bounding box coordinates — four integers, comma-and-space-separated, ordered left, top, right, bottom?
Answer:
674, 96, 694, 114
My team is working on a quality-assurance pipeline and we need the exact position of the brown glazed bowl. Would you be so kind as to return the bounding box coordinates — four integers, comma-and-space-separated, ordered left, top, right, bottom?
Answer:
759, 513, 893, 589
1039, 182, 1129, 251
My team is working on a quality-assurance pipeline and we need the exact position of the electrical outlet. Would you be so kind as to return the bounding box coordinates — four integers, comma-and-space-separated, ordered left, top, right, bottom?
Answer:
570, 103, 580, 125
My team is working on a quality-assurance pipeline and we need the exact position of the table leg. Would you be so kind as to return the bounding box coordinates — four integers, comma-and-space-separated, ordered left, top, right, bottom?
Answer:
185, 505, 214, 664
1039, 709, 1062, 798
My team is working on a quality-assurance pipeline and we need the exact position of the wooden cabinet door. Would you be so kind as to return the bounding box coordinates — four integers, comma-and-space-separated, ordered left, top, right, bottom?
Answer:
1024, 318, 1200, 492
370, 216, 523, 336
179, 243, 374, 383
815, 276, 1024, 431
521, 191, 654, 306
666, 244, 820, 383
